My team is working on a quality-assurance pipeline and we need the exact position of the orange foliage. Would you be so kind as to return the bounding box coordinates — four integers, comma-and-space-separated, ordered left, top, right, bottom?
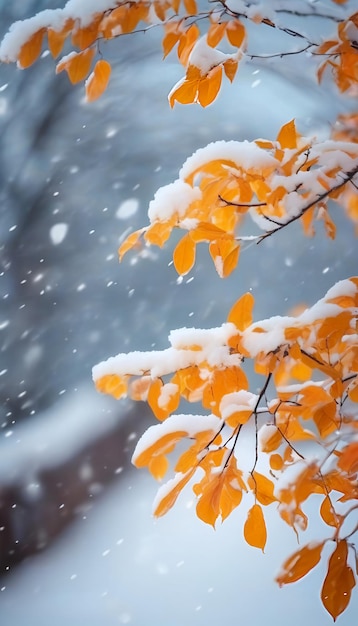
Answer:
3, 0, 358, 620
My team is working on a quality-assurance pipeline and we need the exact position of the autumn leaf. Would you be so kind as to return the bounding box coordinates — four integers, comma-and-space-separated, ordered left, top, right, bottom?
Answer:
337, 442, 358, 475
173, 233, 196, 275
226, 20, 246, 48
248, 472, 277, 506
95, 374, 127, 399
48, 21, 74, 58
227, 292, 254, 330
118, 228, 145, 261
243, 503, 267, 551
18, 29, 45, 68
276, 119, 298, 150
56, 48, 95, 84
147, 378, 168, 421
276, 542, 325, 585
321, 540, 356, 621
86, 59, 111, 102
154, 468, 196, 517
197, 65, 223, 107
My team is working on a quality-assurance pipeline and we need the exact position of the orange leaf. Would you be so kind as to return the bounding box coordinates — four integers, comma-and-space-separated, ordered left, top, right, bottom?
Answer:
177, 25, 200, 66
183, 0, 197, 14
223, 58, 238, 82
276, 119, 297, 149
148, 454, 169, 480
261, 427, 283, 453
168, 77, 199, 107
118, 228, 145, 261
196, 478, 222, 527
145, 220, 174, 247
198, 65, 223, 107
227, 292, 254, 330
154, 468, 196, 516
320, 496, 341, 528
243, 504, 267, 551
86, 59, 111, 101
219, 479, 243, 521
276, 542, 325, 585
207, 22, 227, 48
18, 29, 45, 68
226, 20, 246, 48
189, 222, 228, 242
248, 472, 277, 506
269, 453, 283, 470
56, 48, 95, 84
162, 23, 182, 58
321, 540, 356, 621
48, 20, 74, 58
337, 442, 358, 474
173, 233, 196, 275
147, 379, 167, 421
222, 243, 240, 277
95, 374, 127, 399
71, 14, 102, 49
134, 431, 187, 468
347, 381, 358, 403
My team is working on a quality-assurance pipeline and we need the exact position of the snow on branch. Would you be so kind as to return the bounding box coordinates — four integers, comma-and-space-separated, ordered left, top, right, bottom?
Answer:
120, 120, 358, 277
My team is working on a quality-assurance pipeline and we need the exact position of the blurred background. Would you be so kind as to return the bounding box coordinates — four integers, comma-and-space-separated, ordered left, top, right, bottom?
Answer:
0, 1, 357, 624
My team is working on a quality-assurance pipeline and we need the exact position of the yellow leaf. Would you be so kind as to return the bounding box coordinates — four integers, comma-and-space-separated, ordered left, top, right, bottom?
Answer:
321, 540, 356, 621
56, 48, 95, 84
86, 59, 111, 102
243, 504, 267, 551
276, 542, 325, 585
227, 292, 254, 330
276, 119, 297, 149
198, 65, 222, 107
18, 29, 45, 68
172, 233, 196, 275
